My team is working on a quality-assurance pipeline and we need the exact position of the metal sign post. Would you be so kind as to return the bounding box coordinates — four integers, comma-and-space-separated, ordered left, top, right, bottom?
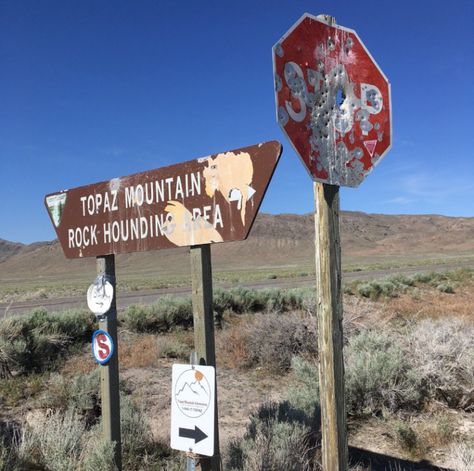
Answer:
189, 244, 220, 471
96, 255, 122, 470
273, 13, 392, 471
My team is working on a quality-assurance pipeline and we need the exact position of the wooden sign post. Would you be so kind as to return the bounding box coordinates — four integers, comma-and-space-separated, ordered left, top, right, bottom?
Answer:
314, 183, 347, 469
190, 244, 220, 471
273, 13, 392, 471
96, 255, 122, 470
45, 141, 282, 471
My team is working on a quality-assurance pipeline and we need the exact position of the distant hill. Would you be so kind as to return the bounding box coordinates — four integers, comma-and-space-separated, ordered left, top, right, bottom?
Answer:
1, 212, 473, 283
0, 239, 24, 263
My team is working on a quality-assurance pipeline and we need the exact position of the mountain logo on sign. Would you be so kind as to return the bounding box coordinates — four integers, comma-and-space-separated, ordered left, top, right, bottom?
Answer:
176, 380, 209, 398
174, 369, 211, 419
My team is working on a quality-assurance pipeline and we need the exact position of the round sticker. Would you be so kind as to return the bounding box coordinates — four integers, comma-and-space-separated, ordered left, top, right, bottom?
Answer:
92, 330, 114, 365
87, 275, 114, 316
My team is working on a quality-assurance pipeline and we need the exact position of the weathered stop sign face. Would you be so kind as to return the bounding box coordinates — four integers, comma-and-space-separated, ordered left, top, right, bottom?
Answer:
273, 14, 391, 187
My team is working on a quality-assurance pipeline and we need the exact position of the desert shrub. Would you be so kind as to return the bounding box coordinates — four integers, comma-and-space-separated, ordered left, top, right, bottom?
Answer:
40, 370, 101, 426
287, 356, 320, 415
215, 287, 307, 316
288, 330, 422, 416
225, 401, 319, 471
15, 410, 119, 470
356, 280, 397, 300
119, 288, 309, 334
14, 390, 169, 470
120, 394, 151, 468
350, 269, 474, 301
219, 313, 317, 372
446, 267, 474, 283
436, 282, 454, 293
0, 374, 44, 407
0, 308, 95, 375
403, 318, 474, 409
449, 442, 474, 471
0, 431, 23, 471
156, 336, 188, 360
386, 274, 415, 286
120, 393, 184, 470
345, 330, 422, 414
394, 421, 417, 452
411, 272, 436, 284
80, 437, 117, 471
18, 407, 86, 470
120, 297, 193, 333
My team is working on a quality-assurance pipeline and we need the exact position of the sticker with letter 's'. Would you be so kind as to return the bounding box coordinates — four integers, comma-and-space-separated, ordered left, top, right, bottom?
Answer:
92, 330, 114, 365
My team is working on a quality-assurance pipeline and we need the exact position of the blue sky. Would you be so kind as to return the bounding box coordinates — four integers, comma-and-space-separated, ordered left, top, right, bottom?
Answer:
1, 0, 473, 243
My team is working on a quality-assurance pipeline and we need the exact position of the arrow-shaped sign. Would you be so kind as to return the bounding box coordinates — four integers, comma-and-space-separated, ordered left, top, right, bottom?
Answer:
45, 141, 282, 259
179, 426, 208, 444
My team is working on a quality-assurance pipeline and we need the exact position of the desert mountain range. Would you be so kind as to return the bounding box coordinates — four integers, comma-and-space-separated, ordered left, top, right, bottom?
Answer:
1, 212, 474, 283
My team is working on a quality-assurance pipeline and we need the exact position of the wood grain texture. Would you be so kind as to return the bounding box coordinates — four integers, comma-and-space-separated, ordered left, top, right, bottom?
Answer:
314, 182, 348, 471
190, 245, 221, 471
97, 254, 122, 470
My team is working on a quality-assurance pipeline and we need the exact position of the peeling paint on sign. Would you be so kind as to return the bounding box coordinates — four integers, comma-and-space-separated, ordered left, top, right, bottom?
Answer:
45, 141, 282, 259
273, 14, 392, 187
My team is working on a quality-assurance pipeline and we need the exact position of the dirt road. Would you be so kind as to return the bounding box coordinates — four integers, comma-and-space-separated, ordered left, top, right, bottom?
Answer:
2, 260, 473, 317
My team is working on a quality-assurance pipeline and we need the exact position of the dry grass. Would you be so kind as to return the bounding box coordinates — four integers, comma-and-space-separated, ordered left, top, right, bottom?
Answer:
217, 312, 317, 373
415, 412, 457, 449
119, 334, 159, 369
449, 442, 474, 471
60, 352, 96, 377
385, 284, 474, 321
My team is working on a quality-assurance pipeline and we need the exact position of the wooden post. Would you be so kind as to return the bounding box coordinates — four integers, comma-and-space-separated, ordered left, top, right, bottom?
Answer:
190, 244, 220, 471
97, 254, 122, 471
314, 182, 348, 471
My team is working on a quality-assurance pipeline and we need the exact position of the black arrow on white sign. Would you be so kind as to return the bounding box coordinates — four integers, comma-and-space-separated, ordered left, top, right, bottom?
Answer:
178, 426, 208, 444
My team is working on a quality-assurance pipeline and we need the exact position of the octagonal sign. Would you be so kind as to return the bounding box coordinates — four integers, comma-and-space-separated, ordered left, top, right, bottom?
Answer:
273, 14, 392, 187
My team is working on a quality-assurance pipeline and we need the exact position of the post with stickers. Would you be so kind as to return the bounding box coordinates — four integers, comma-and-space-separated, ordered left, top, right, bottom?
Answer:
273, 13, 392, 471
88, 256, 122, 470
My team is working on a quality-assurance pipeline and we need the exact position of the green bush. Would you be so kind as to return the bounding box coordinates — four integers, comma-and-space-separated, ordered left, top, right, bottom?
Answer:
0, 309, 95, 375
40, 370, 101, 426
411, 272, 436, 284
386, 273, 415, 287
288, 330, 422, 417
436, 282, 454, 293
6, 382, 175, 470
345, 330, 422, 414
225, 401, 319, 471
287, 357, 320, 415
357, 280, 397, 300
120, 297, 193, 333
122, 288, 309, 334
394, 421, 417, 452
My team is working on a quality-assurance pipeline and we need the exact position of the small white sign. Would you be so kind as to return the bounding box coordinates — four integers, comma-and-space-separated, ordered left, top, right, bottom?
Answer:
170, 364, 215, 457
87, 275, 114, 316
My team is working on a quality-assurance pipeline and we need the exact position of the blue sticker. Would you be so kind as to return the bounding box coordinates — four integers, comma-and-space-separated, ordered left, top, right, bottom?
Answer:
92, 330, 114, 365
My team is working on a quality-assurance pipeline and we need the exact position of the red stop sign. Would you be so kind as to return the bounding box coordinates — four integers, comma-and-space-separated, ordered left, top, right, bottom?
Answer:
273, 14, 392, 187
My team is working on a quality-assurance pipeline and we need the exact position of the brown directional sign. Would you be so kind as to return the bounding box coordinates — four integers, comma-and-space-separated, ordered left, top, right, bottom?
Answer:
45, 141, 282, 259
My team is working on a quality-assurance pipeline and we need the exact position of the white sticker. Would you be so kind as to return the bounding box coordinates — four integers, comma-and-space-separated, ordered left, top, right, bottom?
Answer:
87, 275, 114, 316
